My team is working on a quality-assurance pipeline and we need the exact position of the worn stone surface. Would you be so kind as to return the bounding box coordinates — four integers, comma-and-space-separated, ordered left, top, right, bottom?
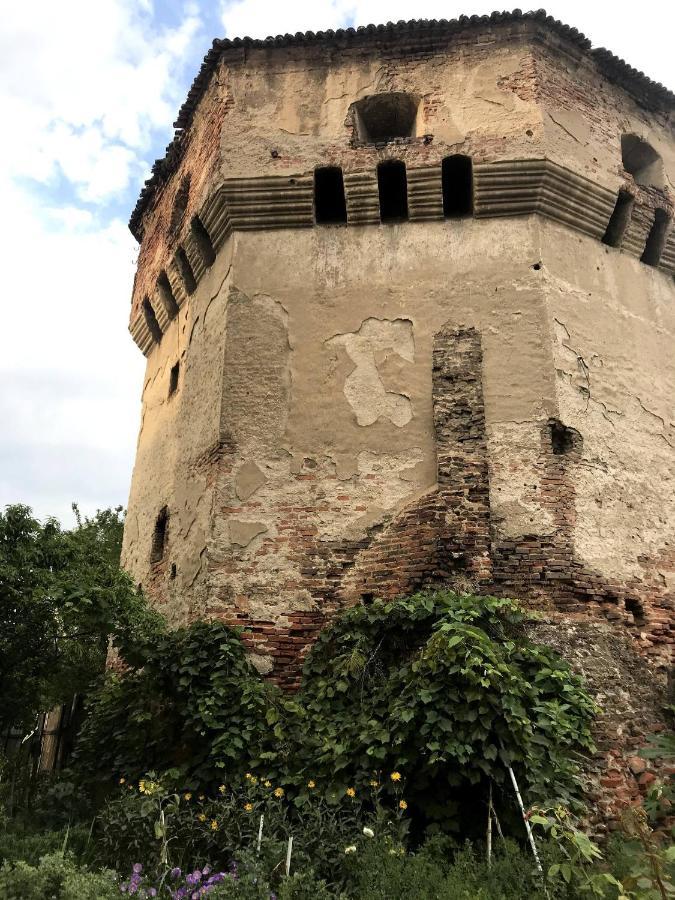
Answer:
121, 16, 675, 821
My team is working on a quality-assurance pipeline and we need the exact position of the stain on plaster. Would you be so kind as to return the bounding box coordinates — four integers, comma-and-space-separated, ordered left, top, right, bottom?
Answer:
235, 460, 267, 500
229, 520, 268, 547
327, 317, 414, 426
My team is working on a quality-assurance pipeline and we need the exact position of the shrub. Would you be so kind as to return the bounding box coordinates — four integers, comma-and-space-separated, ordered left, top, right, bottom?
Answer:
77, 592, 596, 838
0, 852, 119, 899
76, 621, 273, 784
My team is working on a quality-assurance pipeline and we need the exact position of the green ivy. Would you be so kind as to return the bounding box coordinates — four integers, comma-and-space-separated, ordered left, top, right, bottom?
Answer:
76, 592, 597, 834
76, 621, 272, 785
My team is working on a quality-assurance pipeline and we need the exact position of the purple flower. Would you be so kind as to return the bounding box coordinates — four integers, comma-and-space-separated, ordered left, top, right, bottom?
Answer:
202, 866, 210, 876
148, 891, 157, 898
133, 863, 143, 874
120, 885, 128, 894
170, 868, 181, 880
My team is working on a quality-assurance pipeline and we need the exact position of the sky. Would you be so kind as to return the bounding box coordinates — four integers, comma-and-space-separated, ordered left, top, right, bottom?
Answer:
1, 0, 673, 526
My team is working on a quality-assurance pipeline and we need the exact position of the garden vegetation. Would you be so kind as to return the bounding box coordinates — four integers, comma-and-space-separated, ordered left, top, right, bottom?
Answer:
1, 503, 674, 898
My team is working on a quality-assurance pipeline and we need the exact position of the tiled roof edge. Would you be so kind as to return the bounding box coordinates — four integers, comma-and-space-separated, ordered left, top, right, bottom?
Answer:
128, 8, 674, 240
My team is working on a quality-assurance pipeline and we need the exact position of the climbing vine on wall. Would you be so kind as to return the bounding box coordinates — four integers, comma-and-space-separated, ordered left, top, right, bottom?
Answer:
76, 592, 597, 834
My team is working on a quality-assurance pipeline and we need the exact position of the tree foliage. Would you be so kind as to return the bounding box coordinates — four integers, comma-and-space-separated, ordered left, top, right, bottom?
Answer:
0, 503, 163, 733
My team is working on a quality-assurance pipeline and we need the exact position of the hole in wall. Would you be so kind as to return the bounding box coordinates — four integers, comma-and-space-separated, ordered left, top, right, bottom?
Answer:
641, 209, 670, 267
549, 419, 581, 456
175, 247, 197, 294
190, 216, 216, 267
157, 271, 179, 319
150, 506, 169, 564
602, 190, 634, 248
621, 134, 665, 188
442, 155, 473, 217
361, 592, 375, 605
168, 361, 179, 397
625, 597, 646, 626
142, 297, 162, 344
352, 93, 419, 143
314, 166, 347, 224
170, 563, 177, 579
377, 160, 408, 223
531, 262, 542, 271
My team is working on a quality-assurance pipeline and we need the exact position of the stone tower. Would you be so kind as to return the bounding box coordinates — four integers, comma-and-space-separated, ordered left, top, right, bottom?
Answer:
123, 10, 675, 813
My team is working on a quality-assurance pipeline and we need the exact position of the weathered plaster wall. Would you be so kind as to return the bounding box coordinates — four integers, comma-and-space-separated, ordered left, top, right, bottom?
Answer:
122, 243, 234, 622
200, 219, 553, 679
121, 15, 675, 820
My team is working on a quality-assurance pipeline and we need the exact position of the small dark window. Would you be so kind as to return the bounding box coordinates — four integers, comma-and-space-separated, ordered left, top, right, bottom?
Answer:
170, 563, 177, 579
168, 361, 179, 397
170, 175, 190, 235
641, 209, 670, 267
157, 271, 179, 319
602, 190, 634, 248
175, 247, 197, 294
314, 167, 347, 224
142, 297, 162, 343
621, 134, 665, 188
377, 160, 408, 223
150, 506, 169, 563
352, 93, 419, 143
442, 155, 473, 217
190, 216, 216, 267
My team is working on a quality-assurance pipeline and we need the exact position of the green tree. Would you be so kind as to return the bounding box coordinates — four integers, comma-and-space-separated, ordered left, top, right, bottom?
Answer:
0, 503, 163, 734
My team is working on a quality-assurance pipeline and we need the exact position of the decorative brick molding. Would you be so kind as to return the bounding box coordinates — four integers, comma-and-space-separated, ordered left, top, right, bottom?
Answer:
130, 158, 674, 355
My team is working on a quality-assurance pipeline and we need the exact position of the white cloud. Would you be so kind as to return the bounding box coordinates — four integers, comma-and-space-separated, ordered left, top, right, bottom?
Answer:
0, 1, 204, 523
0, 0, 202, 201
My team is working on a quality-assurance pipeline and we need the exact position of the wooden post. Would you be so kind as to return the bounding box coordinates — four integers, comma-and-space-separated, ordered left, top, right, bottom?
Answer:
486, 782, 493, 868
285, 835, 293, 877
256, 814, 264, 855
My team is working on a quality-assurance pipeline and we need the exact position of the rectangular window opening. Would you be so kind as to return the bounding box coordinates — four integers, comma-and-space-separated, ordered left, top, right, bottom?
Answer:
442, 155, 473, 217
377, 160, 408, 223
150, 506, 169, 563
314, 167, 347, 224
142, 297, 163, 344
157, 271, 179, 319
190, 216, 216, 267
641, 209, 670, 267
176, 247, 197, 294
602, 190, 634, 248
168, 361, 180, 397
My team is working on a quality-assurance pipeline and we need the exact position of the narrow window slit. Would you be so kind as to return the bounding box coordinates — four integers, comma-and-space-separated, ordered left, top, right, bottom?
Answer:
168, 361, 179, 397
190, 216, 216, 267
641, 209, 670, 267
314, 167, 347, 224
176, 247, 197, 294
442, 155, 473, 217
142, 297, 162, 344
377, 160, 408, 223
602, 190, 634, 248
150, 506, 169, 563
157, 271, 179, 320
